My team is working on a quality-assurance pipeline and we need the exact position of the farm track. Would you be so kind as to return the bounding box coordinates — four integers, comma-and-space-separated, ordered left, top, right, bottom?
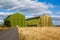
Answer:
0, 27, 19, 40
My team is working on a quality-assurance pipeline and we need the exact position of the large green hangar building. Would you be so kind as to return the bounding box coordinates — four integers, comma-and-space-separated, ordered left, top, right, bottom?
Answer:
4, 12, 53, 27
4, 12, 26, 27
26, 14, 53, 27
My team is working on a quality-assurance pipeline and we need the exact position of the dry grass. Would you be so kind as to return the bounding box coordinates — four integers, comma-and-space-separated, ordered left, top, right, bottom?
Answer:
0, 27, 8, 31
18, 27, 60, 40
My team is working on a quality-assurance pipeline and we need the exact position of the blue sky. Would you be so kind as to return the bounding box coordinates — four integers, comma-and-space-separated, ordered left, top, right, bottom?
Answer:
0, 0, 60, 25
39, 0, 60, 25
39, 0, 60, 14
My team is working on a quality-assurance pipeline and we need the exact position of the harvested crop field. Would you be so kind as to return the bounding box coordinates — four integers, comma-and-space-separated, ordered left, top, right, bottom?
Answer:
18, 27, 60, 40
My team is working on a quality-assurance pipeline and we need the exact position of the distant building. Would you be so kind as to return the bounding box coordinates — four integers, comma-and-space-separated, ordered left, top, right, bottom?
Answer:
4, 12, 26, 27
26, 14, 53, 27
4, 12, 54, 27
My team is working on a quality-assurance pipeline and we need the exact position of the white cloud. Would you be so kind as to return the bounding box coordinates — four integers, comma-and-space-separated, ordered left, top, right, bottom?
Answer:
26, 10, 52, 19
0, 12, 13, 20
0, 19, 3, 22
0, 0, 57, 15
0, 0, 48, 14
42, 11, 52, 15
50, 15, 60, 25
26, 15, 35, 19
51, 15, 60, 18
0, 0, 21, 9
57, 12, 60, 14
7, 0, 48, 12
0, 12, 13, 15
0, 5, 2, 7
0, 0, 56, 17
53, 21, 60, 25
0, 12, 13, 24
47, 3, 57, 8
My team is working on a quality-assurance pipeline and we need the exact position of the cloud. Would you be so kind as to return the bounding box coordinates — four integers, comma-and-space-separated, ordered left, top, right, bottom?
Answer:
0, 0, 48, 14
53, 21, 60, 25
0, 0, 57, 15
0, 0, 56, 17
0, 0, 20, 9
0, 5, 2, 7
51, 15, 60, 25
57, 12, 60, 14
0, 12, 13, 20
26, 15, 35, 19
0, 12, 13, 24
42, 11, 52, 15
0, 19, 3, 23
0, 12, 13, 18
7, 0, 48, 14
51, 15, 60, 18
47, 3, 57, 8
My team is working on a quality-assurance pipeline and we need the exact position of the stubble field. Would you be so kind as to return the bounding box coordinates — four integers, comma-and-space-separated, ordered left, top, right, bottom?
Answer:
18, 27, 60, 40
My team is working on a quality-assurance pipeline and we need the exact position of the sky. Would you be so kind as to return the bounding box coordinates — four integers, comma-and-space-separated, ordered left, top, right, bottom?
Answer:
0, 0, 60, 25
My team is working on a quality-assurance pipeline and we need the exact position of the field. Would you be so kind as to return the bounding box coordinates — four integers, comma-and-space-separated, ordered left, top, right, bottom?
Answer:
0, 27, 60, 40
18, 27, 60, 40
0, 27, 8, 31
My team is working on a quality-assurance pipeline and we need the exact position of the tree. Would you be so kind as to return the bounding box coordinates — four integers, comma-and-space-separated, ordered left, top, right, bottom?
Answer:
4, 20, 11, 27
